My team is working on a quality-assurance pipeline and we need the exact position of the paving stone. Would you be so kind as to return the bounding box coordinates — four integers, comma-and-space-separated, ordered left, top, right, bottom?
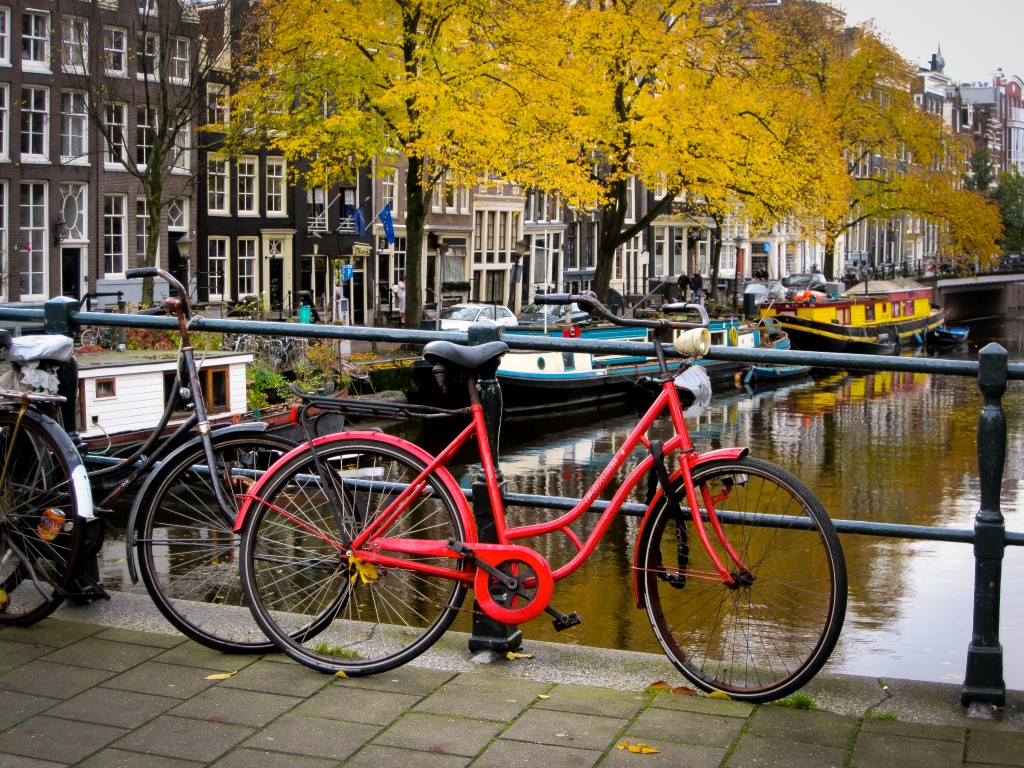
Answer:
599, 737, 726, 768
851, 731, 963, 768
473, 737, 602, 768
243, 713, 379, 761
218, 658, 332, 697
332, 665, 456, 697
100, 661, 221, 699
77, 748, 205, 768
172, 686, 302, 728
114, 714, 255, 762
93, 627, 186, 649
0, 639, 56, 671
965, 729, 1024, 766
532, 683, 646, 720
0, 714, 126, 764
344, 744, 471, 768
860, 716, 967, 742
154, 642, 263, 673
745, 705, 857, 749
0, 660, 114, 699
0, 754, 66, 768
648, 691, 754, 719
374, 712, 504, 757
0, 619, 103, 648
726, 733, 846, 768
500, 709, 627, 751
415, 675, 549, 720
295, 683, 421, 725
0, 690, 60, 730
48, 686, 180, 729
211, 748, 338, 768
626, 708, 744, 748
45, 636, 167, 672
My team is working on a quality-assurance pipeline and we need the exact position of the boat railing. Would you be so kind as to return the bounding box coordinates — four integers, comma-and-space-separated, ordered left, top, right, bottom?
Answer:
6, 294, 1023, 710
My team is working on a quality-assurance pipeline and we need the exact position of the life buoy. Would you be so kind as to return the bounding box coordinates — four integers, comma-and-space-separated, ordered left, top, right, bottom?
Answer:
794, 289, 812, 302
562, 325, 581, 338
728, 325, 739, 347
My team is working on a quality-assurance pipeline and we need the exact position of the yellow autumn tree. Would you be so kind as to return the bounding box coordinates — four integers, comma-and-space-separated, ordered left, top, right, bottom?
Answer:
226, 0, 596, 327
759, 3, 1001, 278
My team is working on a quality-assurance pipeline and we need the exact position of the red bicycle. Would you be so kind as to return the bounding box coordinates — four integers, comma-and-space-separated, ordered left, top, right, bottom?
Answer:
236, 294, 846, 702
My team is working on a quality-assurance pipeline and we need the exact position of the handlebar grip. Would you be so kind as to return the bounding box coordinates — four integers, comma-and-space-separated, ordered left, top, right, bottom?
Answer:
125, 268, 158, 279
533, 293, 571, 305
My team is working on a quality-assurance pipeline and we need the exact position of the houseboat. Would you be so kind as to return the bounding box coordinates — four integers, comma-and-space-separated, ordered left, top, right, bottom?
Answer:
75, 349, 253, 448
757, 279, 944, 354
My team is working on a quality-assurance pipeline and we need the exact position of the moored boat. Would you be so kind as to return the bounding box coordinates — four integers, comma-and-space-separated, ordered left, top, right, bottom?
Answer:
927, 324, 969, 346
743, 364, 814, 385
757, 279, 944, 354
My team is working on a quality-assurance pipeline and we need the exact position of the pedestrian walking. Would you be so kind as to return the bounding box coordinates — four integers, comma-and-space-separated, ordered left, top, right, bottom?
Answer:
691, 270, 704, 304
677, 271, 691, 301
393, 278, 406, 324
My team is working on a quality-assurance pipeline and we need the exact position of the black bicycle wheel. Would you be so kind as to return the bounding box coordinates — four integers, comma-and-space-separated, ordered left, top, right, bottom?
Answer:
0, 407, 85, 625
134, 432, 294, 652
639, 456, 846, 702
240, 437, 470, 675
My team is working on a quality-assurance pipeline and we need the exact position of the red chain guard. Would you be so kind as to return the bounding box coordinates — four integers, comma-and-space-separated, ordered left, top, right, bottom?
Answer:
469, 543, 554, 624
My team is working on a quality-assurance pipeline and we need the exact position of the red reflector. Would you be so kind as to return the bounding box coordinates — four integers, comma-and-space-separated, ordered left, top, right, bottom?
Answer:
289, 404, 301, 425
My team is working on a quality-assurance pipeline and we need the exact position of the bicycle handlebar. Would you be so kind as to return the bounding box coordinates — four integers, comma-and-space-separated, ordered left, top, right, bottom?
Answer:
125, 267, 190, 319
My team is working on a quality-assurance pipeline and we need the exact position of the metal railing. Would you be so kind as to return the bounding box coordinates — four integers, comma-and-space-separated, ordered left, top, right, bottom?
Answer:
5, 295, 1023, 707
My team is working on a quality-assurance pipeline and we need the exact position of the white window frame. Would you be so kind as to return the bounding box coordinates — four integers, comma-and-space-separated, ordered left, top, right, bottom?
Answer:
136, 32, 158, 81
60, 15, 88, 74
0, 8, 12, 67
19, 86, 48, 162
207, 83, 228, 127
103, 102, 127, 167
103, 26, 127, 77
307, 187, 327, 231
59, 183, 86, 241
381, 167, 397, 216
136, 196, 152, 263
0, 84, 8, 162
139, 0, 158, 17
103, 194, 126, 276
266, 157, 286, 215
61, 90, 88, 164
136, 104, 156, 167
19, 181, 47, 299
21, 11, 49, 73
237, 237, 256, 296
237, 156, 257, 215
167, 197, 186, 229
208, 159, 229, 214
207, 237, 227, 299
172, 124, 190, 172
168, 36, 189, 84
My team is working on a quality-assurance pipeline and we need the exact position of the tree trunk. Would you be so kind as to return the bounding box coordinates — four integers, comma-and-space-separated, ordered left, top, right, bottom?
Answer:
708, 225, 723, 306
592, 179, 629, 302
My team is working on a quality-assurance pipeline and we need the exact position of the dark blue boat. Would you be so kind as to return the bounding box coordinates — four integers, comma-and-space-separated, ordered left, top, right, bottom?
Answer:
928, 325, 969, 345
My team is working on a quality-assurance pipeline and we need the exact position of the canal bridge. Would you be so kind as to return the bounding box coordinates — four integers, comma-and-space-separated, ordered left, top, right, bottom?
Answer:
923, 272, 1024, 322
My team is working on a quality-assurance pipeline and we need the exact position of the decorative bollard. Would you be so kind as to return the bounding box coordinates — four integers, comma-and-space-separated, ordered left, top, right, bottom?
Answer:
465, 323, 523, 653
961, 343, 1008, 707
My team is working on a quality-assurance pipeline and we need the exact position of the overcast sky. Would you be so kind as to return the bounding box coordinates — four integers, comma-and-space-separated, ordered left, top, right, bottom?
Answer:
830, 0, 1022, 84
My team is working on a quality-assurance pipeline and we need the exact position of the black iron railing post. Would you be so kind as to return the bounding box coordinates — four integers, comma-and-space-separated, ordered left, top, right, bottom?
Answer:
961, 343, 1008, 707
466, 323, 523, 653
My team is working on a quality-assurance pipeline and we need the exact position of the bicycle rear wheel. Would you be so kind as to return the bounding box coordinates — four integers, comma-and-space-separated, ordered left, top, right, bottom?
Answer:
239, 436, 471, 675
639, 456, 846, 702
0, 407, 86, 625
133, 432, 294, 652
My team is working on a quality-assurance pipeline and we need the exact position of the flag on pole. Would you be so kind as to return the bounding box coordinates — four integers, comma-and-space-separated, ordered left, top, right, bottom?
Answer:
380, 203, 396, 245
353, 208, 366, 237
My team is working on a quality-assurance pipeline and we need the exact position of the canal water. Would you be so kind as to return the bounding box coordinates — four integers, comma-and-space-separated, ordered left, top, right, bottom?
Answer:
96, 315, 1022, 689
402, 315, 1024, 689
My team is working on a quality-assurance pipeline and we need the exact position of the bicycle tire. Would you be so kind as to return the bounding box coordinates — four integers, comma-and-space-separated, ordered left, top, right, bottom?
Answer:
0, 407, 87, 625
239, 436, 471, 674
133, 431, 295, 652
639, 456, 846, 702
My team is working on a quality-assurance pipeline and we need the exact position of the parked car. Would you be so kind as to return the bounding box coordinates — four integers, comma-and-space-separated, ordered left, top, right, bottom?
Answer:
438, 303, 519, 331
516, 301, 589, 327
782, 272, 827, 297
742, 280, 785, 305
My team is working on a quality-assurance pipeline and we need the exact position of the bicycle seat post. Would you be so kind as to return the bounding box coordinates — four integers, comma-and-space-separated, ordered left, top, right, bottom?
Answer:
464, 324, 523, 654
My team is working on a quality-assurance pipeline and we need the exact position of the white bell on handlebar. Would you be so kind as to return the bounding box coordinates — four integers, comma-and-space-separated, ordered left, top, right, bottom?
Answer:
674, 328, 711, 358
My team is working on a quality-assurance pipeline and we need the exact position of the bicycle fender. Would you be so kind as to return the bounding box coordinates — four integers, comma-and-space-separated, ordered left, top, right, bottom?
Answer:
232, 431, 477, 541
631, 447, 747, 607
123, 423, 273, 584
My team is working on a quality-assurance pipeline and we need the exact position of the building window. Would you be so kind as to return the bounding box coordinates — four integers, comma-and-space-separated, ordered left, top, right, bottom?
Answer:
237, 156, 257, 214
208, 237, 227, 299
103, 195, 126, 275
20, 86, 48, 161
19, 182, 46, 298
237, 238, 256, 296
61, 16, 87, 74
60, 183, 86, 241
208, 160, 228, 213
21, 11, 49, 71
103, 27, 127, 77
136, 105, 156, 167
0, 8, 10, 66
266, 157, 285, 214
167, 198, 186, 229
381, 168, 397, 215
307, 187, 327, 231
136, 197, 150, 262
61, 91, 88, 163
104, 102, 127, 166
139, 0, 158, 17
207, 84, 228, 127
169, 37, 189, 84
0, 85, 9, 161
172, 124, 190, 172
136, 32, 158, 80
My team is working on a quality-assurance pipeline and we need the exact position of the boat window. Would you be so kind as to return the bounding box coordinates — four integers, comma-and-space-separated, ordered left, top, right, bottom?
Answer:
891, 301, 901, 318
864, 304, 876, 321
201, 366, 230, 413
163, 371, 191, 415
537, 357, 546, 371
903, 300, 914, 315
95, 378, 116, 398
562, 353, 575, 370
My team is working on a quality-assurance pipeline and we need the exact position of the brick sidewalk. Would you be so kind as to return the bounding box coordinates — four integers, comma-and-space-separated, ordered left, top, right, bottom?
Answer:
3, 615, 1024, 767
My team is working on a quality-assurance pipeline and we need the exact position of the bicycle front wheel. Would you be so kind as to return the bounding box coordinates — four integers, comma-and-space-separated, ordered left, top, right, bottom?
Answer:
0, 407, 86, 625
240, 437, 471, 675
133, 432, 294, 652
639, 456, 846, 702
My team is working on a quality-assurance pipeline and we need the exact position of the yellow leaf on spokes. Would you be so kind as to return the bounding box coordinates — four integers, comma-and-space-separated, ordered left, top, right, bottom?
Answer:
349, 555, 379, 584
205, 671, 237, 680
617, 741, 660, 754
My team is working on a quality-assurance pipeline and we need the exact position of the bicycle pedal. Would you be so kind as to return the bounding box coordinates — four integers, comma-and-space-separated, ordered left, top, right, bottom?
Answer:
92, 506, 117, 519
551, 611, 581, 632
658, 572, 687, 589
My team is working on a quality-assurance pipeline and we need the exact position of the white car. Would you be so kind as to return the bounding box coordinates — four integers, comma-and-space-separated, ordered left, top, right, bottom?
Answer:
439, 303, 519, 331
